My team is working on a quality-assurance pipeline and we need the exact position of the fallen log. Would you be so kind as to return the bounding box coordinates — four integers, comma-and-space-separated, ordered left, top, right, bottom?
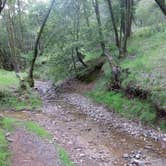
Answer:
76, 56, 106, 82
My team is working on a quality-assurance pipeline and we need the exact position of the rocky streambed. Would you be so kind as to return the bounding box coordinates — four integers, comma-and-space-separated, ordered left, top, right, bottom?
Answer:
1, 80, 166, 166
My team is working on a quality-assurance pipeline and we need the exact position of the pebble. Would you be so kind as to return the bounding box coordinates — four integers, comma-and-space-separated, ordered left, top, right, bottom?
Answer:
135, 154, 141, 159
123, 153, 129, 158
5, 132, 10, 137
79, 153, 85, 157
63, 93, 166, 142
6, 137, 13, 142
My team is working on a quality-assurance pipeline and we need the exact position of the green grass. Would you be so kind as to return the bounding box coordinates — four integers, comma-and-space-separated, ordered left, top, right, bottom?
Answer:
87, 89, 156, 124
0, 69, 41, 111
0, 117, 19, 132
0, 91, 42, 111
57, 146, 75, 166
25, 121, 51, 139
0, 117, 20, 166
0, 69, 19, 91
121, 30, 166, 109
0, 129, 10, 166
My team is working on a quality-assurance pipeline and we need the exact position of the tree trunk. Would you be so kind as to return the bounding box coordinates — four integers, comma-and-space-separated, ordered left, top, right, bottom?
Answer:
28, 0, 55, 87
92, 0, 105, 55
74, 1, 87, 67
17, 0, 24, 51
71, 48, 77, 73
0, 0, 7, 14
4, 7, 19, 72
106, 0, 120, 48
155, 0, 166, 16
119, 0, 133, 57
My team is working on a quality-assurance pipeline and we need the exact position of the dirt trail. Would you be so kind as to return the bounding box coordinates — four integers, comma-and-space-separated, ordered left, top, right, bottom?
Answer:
2, 80, 166, 166
10, 128, 61, 166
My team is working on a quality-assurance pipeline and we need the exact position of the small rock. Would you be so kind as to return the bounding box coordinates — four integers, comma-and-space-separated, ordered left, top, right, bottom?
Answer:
131, 159, 145, 166
5, 132, 10, 137
79, 153, 85, 157
6, 137, 13, 142
123, 153, 129, 159
135, 154, 141, 159
163, 138, 166, 142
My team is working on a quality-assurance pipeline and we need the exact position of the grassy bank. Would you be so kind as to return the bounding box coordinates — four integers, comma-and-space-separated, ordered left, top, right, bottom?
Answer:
0, 69, 42, 111
87, 30, 166, 131
121, 30, 166, 110
87, 90, 156, 124
0, 69, 19, 91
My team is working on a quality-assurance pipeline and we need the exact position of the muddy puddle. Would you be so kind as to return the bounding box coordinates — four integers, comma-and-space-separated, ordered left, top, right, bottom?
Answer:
1, 110, 32, 120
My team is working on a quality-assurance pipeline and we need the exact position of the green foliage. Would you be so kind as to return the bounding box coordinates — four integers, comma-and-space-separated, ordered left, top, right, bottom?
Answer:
102, 62, 112, 79
84, 51, 101, 62
135, 0, 165, 26
25, 121, 51, 139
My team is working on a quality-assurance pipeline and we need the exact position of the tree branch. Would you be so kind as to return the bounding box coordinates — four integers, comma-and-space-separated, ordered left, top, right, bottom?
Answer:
155, 0, 166, 16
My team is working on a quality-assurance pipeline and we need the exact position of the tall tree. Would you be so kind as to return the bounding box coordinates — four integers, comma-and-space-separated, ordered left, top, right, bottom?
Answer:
74, 0, 87, 67
106, 0, 120, 49
28, 0, 55, 87
155, 0, 166, 15
4, 1, 19, 72
106, 0, 134, 57
92, 0, 105, 55
17, 0, 24, 51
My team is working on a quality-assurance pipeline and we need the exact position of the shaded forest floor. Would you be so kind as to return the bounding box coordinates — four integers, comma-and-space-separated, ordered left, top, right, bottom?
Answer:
0, 80, 166, 166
